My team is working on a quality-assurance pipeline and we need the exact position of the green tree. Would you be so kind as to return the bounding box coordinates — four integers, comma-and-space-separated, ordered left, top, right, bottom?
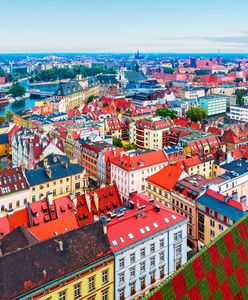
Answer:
0, 68, 5, 77
5, 110, 13, 123
113, 138, 123, 148
9, 84, 26, 97
0, 116, 5, 125
86, 95, 98, 104
163, 67, 174, 74
186, 107, 207, 122
236, 78, 243, 83
156, 108, 178, 119
194, 70, 210, 76
236, 89, 244, 106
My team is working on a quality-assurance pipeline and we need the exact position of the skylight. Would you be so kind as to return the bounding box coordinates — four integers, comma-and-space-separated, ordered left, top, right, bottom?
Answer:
164, 218, 169, 223
140, 228, 145, 234
112, 240, 118, 246
153, 222, 159, 228
171, 214, 177, 220
145, 226, 151, 232
128, 233, 134, 239
120, 237, 125, 243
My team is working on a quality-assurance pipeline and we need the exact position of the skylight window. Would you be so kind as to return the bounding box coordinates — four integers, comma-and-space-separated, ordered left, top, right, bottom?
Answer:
164, 218, 169, 223
120, 237, 125, 243
153, 222, 159, 228
145, 226, 151, 232
128, 233, 134, 239
112, 240, 118, 246
140, 228, 145, 234
171, 214, 177, 220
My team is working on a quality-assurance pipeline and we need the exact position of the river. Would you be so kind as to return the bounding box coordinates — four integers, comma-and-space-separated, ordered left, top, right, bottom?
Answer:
0, 80, 59, 116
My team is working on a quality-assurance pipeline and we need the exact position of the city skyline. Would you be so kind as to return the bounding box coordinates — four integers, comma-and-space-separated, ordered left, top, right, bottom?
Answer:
0, 0, 248, 53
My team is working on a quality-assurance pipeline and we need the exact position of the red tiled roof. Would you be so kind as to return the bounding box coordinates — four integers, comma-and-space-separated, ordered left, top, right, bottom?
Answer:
7, 209, 29, 231
146, 163, 186, 191
111, 150, 167, 172
183, 156, 202, 168
0, 167, 28, 196
29, 215, 78, 240
107, 194, 186, 252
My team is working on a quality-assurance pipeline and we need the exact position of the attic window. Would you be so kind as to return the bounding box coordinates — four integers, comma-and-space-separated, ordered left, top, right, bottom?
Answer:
153, 222, 159, 228
112, 240, 118, 246
171, 214, 177, 220
145, 226, 151, 232
128, 233, 134, 239
140, 228, 145, 234
164, 218, 169, 223
120, 237, 125, 243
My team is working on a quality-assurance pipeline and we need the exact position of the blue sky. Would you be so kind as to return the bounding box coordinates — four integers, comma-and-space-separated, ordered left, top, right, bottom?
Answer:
0, 0, 248, 53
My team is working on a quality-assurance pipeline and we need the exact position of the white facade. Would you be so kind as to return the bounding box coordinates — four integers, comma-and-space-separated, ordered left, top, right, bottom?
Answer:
114, 221, 187, 300
229, 105, 248, 123
111, 161, 168, 201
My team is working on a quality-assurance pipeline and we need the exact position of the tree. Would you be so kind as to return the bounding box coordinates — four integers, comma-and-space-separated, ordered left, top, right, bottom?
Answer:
86, 95, 98, 104
236, 78, 243, 83
113, 138, 123, 148
0, 68, 5, 77
156, 108, 178, 119
236, 89, 244, 106
9, 84, 26, 97
194, 70, 210, 76
186, 107, 207, 122
5, 110, 13, 122
163, 67, 174, 74
0, 116, 5, 125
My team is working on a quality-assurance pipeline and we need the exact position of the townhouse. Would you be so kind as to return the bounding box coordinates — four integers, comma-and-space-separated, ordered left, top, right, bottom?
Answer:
183, 154, 215, 179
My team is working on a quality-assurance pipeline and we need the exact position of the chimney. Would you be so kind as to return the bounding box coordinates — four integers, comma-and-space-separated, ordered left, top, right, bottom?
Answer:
226, 151, 233, 164
93, 192, 99, 210
85, 193, 91, 212
103, 224, 107, 235
100, 182, 106, 189
46, 167, 52, 178
47, 193, 53, 206
57, 240, 64, 251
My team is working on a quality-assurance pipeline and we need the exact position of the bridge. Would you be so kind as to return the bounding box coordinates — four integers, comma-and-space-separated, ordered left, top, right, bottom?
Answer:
27, 89, 54, 98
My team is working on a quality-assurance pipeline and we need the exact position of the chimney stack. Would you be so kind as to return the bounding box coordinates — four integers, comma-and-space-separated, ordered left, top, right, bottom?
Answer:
47, 192, 53, 206
93, 192, 99, 210
85, 193, 91, 212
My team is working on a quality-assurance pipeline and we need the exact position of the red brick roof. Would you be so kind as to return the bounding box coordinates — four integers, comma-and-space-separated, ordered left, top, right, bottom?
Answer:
0, 167, 28, 196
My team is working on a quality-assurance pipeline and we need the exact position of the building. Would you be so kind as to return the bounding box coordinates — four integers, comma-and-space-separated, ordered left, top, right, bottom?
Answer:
0, 221, 114, 300
111, 150, 168, 201
130, 116, 173, 150
82, 141, 116, 180
197, 189, 247, 248
0, 167, 29, 217
183, 154, 215, 179
146, 163, 188, 206
106, 193, 187, 300
163, 146, 186, 163
105, 117, 129, 141
25, 160, 87, 203
0, 133, 9, 156
221, 126, 248, 150
180, 87, 205, 100
146, 214, 248, 300
198, 95, 227, 116
229, 105, 248, 123
97, 148, 124, 184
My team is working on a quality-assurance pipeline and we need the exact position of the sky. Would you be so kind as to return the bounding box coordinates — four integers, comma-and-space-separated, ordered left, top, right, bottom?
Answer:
0, 0, 248, 53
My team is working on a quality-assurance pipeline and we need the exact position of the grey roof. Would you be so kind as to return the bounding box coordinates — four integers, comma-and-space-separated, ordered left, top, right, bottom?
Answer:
124, 71, 147, 82
54, 81, 83, 96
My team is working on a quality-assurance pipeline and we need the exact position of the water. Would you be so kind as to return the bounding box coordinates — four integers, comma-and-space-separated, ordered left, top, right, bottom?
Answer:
0, 80, 59, 116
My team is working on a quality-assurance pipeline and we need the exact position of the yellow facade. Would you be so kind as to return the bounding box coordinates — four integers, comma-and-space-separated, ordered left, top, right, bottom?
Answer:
65, 132, 75, 160
23, 258, 114, 300
0, 143, 9, 156
13, 112, 32, 128
29, 169, 86, 203
186, 159, 214, 179
202, 214, 228, 245
146, 182, 170, 206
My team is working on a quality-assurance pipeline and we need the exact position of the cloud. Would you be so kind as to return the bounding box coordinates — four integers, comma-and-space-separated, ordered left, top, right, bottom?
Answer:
204, 35, 248, 45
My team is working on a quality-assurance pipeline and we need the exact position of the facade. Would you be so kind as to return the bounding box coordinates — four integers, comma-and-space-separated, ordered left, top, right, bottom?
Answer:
105, 117, 129, 141
82, 141, 116, 180
229, 105, 248, 123
0, 167, 29, 217
25, 161, 87, 203
221, 127, 248, 150
197, 189, 247, 248
107, 194, 187, 300
130, 116, 173, 150
198, 95, 227, 116
111, 150, 168, 201
180, 87, 205, 100
183, 154, 215, 179
163, 146, 186, 164
0, 222, 114, 300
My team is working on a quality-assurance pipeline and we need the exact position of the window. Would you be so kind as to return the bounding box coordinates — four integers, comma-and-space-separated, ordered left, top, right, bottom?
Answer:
210, 230, 215, 238
218, 213, 224, 221
159, 238, 164, 249
102, 290, 108, 300
16, 200, 20, 207
210, 220, 215, 227
174, 231, 182, 242
130, 253, 135, 264
119, 272, 125, 285
159, 265, 165, 277
140, 277, 146, 289
150, 256, 155, 268
9, 203, 12, 210
210, 209, 215, 217
219, 224, 224, 231
74, 283, 81, 299
140, 261, 145, 274
59, 290, 66, 300
175, 244, 182, 257
176, 257, 182, 269
102, 269, 108, 284
130, 267, 135, 279
159, 251, 165, 263
130, 282, 136, 295
119, 258, 125, 269
75, 182, 80, 189
119, 287, 125, 298
32, 195, 36, 202
1, 205, 4, 212
227, 218, 233, 226
88, 276, 95, 292
150, 243, 155, 253
140, 248, 145, 258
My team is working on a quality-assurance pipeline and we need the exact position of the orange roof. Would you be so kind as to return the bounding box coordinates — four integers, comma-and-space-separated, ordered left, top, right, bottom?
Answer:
146, 163, 186, 191
104, 148, 124, 162
29, 215, 78, 240
183, 156, 202, 168
7, 209, 29, 231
